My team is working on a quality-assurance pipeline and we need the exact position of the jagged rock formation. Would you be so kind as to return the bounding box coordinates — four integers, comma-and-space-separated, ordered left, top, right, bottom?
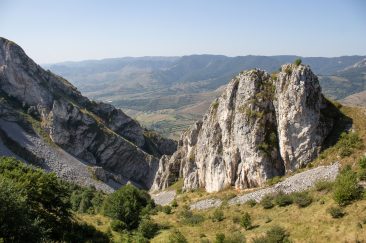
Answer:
152, 64, 335, 192
0, 37, 176, 190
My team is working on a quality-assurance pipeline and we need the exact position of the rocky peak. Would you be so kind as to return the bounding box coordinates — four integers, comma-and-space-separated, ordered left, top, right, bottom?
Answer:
0, 37, 176, 189
152, 63, 335, 192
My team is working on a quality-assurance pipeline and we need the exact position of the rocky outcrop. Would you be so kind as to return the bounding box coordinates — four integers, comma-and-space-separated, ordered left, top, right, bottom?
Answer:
152, 64, 335, 192
0, 37, 176, 189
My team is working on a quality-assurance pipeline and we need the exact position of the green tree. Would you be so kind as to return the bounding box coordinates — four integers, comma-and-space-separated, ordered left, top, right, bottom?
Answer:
103, 184, 154, 230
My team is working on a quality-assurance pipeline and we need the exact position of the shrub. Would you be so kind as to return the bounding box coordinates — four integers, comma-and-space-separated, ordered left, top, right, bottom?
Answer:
327, 206, 345, 218
110, 219, 126, 232
171, 199, 178, 208
212, 208, 224, 222
138, 218, 159, 239
284, 66, 292, 75
333, 168, 362, 206
169, 229, 188, 243
253, 225, 290, 243
261, 195, 274, 209
215, 233, 225, 243
274, 192, 293, 207
246, 199, 257, 207
179, 208, 205, 225
240, 212, 252, 230
163, 205, 172, 214
314, 180, 334, 192
294, 58, 302, 66
292, 192, 312, 208
103, 184, 155, 230
359, 156, 366, 169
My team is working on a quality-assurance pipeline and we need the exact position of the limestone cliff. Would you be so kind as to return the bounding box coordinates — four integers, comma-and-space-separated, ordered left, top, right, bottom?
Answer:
152, 64, 335, 192
0, 37, 176, 190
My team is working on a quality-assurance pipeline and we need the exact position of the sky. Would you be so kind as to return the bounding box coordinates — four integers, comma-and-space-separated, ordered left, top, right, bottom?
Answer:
1, 0, 365, 64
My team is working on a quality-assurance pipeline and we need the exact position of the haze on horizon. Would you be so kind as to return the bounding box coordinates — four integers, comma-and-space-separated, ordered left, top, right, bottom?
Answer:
1, 0, 365, 64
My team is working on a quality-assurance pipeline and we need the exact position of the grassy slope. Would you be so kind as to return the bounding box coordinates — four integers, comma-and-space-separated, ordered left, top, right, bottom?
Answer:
77, 105, 366, 242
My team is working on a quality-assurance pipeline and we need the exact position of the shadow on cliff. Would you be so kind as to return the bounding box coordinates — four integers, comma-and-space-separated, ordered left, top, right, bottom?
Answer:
320, 97, 353, 151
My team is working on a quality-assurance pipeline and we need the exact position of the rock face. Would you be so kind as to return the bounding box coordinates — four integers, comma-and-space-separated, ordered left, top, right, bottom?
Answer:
152, 64, 335, 192
0, 37, 176, 189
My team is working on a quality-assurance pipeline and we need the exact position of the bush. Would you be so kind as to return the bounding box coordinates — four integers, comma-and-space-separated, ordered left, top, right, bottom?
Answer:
333, 168, 362, 206
212, 208, 224, 222
110, 219, 126, 232
292, 192, 312, 208
327, 206, 345, 218
215, 233, 225, 243
274, 192, 293, 207
171, 199, 178, 208
169, 229, 188, 243
240, 212, 252, 230
103, 184, 155, 230
246, 199, 257, 207
359, 156, 366, 169
138, 218, 159, 239
179, 208, 205, 225
294, 58, 302, 66
253, 225, 290, 243
163, 205, 172, 214
261, 195, 274, 209
314, 180, 334, 192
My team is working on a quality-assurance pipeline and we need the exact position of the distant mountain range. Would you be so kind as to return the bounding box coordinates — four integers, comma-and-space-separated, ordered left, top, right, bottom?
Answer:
46, 55, 366, 139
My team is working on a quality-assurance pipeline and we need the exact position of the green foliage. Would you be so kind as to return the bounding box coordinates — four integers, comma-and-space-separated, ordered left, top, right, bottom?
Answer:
359, 156, 366, 169
163, 205, 173, 214
178, 208, 205, 225
246, 199, 257, 207
336, 132, 363, 158
171, 199, 178, 208
240, 212, 252, 230
294, 58, 302, 66
103, 184, 155, 230
215, 233, 226, 243
327, 206, 345, 218
0, 157, 108, 242
138, 218, 159, 239
333, 168, 362, 206
212, 100, 219, 110
212, 208, 225, 222
274, 192, 293, 207
261, 195, 274, 209
168, 229, 188, 243
110, 219, 127, 232
292, 192, 312, 208
70, 186, 105, 214
314, 179, 334, 192
284, 66, 292, 75
253, 225, 290, 243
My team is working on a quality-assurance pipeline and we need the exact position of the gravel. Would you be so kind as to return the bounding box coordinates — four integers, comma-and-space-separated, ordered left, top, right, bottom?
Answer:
188, 162, 339, 210
151, 190, 176, 206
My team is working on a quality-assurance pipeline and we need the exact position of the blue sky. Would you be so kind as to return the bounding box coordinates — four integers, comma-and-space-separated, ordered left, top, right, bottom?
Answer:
1, 0, 365, 63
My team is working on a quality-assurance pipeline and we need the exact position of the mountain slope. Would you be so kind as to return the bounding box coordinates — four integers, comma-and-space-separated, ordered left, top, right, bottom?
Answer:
0, 37, 176, 190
